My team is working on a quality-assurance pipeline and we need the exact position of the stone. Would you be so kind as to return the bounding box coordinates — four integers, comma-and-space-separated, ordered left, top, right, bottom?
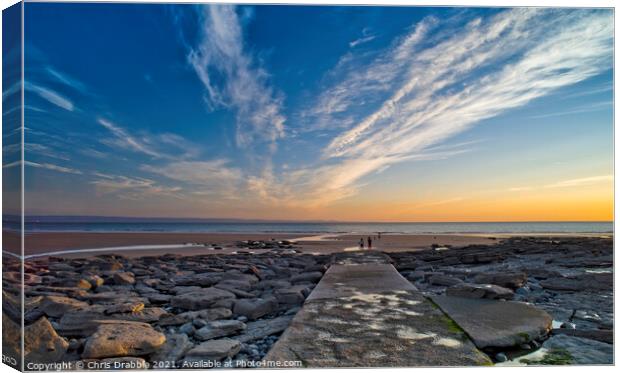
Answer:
82, 323, 166, 359
495, 353, 508, 362
158, 308, 232, 326
147, 293, 171, 304
216, 279, 252, 291
233, 298, 278, 320
21, 316, 70, 364
290, 271, 323, 284
172, 288, 236, 310
57, 308, 169, 336
172, 273, 222, 287
76, 279, 93, 290
446, 283, 514, 300
232, 315, 293, 343
104, 302, 145, 314
40, 295, 90, 318
256, 280, 291, 290
195, 320, 247, 340
431, 295, 552, 349
538, 334, 612, 364
428, 274, 463, 286
473, 272, 527, 290
150, 333, 194, 363
551, 329, 613, 344
274, 285, 310, 305
113, 272, 136, 285
179, 322, 195, 335
184, 338, 241, 361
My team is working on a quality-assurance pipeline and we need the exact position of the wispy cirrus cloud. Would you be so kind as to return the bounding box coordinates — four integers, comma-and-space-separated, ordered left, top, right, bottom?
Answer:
24, 82, 75, 111
282, 9, 613, 207
90, 174, 183, 200
509, 175, 612, 192
141, 159, 243, 199
188, 4, 285, 151
97, 118, 199, 160
3, 160, 83, 175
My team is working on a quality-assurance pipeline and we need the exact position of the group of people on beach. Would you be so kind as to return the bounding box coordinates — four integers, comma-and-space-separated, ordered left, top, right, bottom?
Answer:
359, 232, 381, 250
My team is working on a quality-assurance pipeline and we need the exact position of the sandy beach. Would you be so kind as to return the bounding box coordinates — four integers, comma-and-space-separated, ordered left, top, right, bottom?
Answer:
13, 231, 505, 258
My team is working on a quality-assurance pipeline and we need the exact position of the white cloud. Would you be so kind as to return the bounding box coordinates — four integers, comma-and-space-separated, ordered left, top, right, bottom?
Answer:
13, 160, 83, 175
349, 34, 376, 48
97, 118, 198, 160
141, 159, 243, 199
285, 9, 612, 207
544, 175, 613, 189
188, 4, 285, 151
24, 82, 74, 111
90, 174, 182, 200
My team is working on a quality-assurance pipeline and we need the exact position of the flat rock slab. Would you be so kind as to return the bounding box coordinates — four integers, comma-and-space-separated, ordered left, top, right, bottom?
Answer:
430, 295, 552, 349
265, 258, 491, 367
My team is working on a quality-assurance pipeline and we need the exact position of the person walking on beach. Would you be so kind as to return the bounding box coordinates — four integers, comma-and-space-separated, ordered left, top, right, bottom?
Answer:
378, 232, 381, 240
359, 238, 364, 249
367, 236, 372, 250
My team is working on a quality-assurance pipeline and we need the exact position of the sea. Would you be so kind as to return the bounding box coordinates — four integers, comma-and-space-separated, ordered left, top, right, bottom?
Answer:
10, 218, 614, 234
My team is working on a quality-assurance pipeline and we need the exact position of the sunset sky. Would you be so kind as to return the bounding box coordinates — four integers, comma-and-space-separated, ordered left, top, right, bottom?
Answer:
5, 4, 613, 221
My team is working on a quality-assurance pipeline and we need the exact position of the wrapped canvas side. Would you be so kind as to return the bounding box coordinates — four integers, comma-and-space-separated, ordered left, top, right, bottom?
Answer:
2, 1, 24, 371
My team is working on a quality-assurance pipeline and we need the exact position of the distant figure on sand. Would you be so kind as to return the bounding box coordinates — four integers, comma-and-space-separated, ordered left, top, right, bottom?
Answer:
378, 232, 382, 240
367, 236, 372, 249
359, 238, 364, 249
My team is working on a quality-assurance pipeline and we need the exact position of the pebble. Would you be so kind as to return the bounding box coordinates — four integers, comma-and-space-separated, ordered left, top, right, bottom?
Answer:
495, 353, 508, 362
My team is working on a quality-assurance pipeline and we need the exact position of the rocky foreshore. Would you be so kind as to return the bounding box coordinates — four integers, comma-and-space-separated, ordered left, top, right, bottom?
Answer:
1, 235, 614, 368
3, 244, 329, 369
389, 236, 613, 365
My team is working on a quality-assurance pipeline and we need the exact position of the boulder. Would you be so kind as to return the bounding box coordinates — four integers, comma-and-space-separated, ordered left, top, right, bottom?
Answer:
232, 315, 293, 343
473, 272, 527, 290
22, 316, 69, 364
172, 288, 236, 310
274, 285, 311, 305
551, 328, 613, 344
290, 271, 323, 284
216, 279, 252, 292
431, 295, 552, 349
184, 338, 241, 362
150, 333, 193, 362
82, 322, 166, 359
40, 296, 90, 318
113, 272, 136, 285
104, 302, 145, 314
158, 308, 232, 326
428, 274, 463, 286
233, 298, 278, 320
446, 283, 514, 300
194, 320, 246, 340
57, 307, 168, 336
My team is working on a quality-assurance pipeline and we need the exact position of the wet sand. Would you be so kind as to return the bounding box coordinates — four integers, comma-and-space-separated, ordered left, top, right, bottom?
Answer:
11, 231, 499, 258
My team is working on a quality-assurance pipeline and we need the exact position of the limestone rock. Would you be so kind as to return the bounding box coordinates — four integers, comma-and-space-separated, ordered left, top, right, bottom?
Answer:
172, 288, 236, 310
195, 320, 246, 340
40, 296, 90, 318
113, 272, 136, 285
233, 298, 277, 320
23, 316, 70, 364
82, 323, 165, 359
290, 271, 323, 284
150, 333, 193, 362
158, 308, 232, 326
431, 295, 552, 349
446, 283, 514, 300
184, 338, 241, 361
473, 272, 527, 290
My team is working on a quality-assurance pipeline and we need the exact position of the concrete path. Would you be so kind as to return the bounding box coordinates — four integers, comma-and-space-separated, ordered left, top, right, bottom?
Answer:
264, 252, 492, 367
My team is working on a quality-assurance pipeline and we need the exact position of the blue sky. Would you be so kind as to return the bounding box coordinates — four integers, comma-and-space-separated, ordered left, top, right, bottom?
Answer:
4, 4, 613, 220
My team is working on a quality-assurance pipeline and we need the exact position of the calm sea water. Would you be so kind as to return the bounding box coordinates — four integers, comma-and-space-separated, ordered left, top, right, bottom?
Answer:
19, 221, 613, 234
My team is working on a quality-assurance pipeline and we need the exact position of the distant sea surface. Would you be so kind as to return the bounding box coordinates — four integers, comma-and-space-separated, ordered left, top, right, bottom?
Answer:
16, 221, 613, 234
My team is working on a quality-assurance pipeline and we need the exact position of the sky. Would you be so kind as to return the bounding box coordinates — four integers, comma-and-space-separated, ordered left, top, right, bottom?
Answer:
3, 4, 614, 221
